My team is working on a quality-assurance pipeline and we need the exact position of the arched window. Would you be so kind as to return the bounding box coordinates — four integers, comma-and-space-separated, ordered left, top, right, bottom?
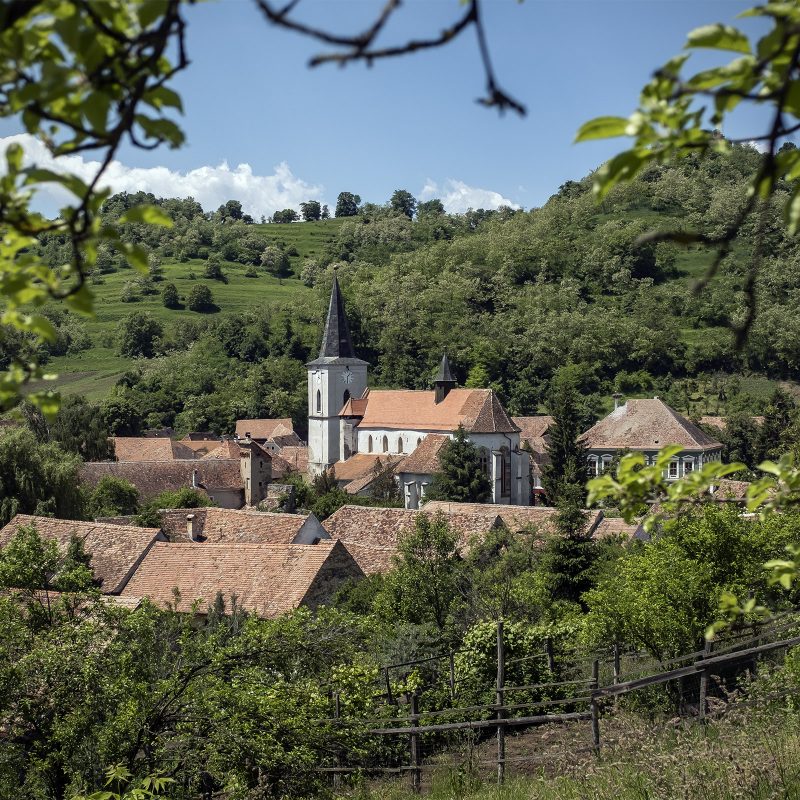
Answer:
478, 447, 490, 477
587, 456, 599, 477
382, 435, 389, 453
500, 446, 511, 497
343, 389, 350, 405
398, 437, 404, 453
417, 437, 422, 447
601, 455, 613, 473
316, 389, 321, 414
368, 435, 373, 453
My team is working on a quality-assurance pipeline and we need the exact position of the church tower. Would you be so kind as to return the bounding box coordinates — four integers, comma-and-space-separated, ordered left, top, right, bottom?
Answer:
307, 274, 368, 475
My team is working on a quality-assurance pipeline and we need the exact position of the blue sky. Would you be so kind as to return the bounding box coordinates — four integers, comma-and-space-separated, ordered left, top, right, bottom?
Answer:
4, 0, 773, 216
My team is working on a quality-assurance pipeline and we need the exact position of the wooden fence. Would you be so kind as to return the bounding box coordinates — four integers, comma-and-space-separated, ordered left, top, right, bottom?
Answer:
319, 612, 800, 793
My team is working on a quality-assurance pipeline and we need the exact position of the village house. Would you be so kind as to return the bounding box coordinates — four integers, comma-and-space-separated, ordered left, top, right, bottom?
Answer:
234, 418, 302, 453
512, 415, 554, 503
157, 507, 328, 545
581, 397, 723, 479
82, 435, 275, 508
307, 275, 531, 509
0, 515, 164, 595
120, 540, 363, 618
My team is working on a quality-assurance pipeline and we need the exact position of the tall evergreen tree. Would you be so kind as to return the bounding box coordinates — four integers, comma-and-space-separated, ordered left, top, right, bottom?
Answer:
426, 425, 490, 503
542, 377, 589, 504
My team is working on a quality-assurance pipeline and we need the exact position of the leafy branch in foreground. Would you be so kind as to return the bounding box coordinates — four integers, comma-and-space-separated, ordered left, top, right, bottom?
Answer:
576, 3, 800, 343
0, 0, 187, 412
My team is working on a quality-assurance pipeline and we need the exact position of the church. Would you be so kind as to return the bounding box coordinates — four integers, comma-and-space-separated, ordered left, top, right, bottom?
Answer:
307, 276, 531, 509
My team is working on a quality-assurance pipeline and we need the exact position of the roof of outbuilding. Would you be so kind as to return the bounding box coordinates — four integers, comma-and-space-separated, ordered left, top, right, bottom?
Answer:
591, 516, 643, 540
324, 505, 503, 574
113, 437, 196, 461
0, 515, 162, 594
158, 507, 322, 544
80, 460, 243, 501
513, 416, 553, 475
333, 453, 404, 482
581, 399, 723, 452
357, 388, 519, 433
271, 446, 309, 478
121, 540, 354, 617
396, 434, 449, 475
234, 419, 295, 441
420, 501, 603, 535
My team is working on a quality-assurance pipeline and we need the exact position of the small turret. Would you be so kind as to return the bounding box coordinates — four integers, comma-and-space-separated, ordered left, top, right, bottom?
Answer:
434, 354, 457, 404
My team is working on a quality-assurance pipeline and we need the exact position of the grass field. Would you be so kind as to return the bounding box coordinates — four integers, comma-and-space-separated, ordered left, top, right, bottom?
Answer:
38, 219, 349, 398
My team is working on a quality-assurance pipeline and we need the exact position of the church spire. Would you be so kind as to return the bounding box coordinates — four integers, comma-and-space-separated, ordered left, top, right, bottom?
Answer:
318, 272, 355, 359
434, 353, 457, 404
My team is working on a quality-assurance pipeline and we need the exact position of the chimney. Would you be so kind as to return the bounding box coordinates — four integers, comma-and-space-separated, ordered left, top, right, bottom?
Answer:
613, 393, 623, 410
186, 513, 197, 541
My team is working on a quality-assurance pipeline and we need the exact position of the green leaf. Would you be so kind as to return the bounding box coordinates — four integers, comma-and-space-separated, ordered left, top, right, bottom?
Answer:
143, 86, 183, 112
686, 23, 751, 54
594, 150, 648, 199
83, 91, 111, 131
574, 116, 630, 143
5, 142, 23, 172
117, 204, 173, 227
64, 283, 95, 315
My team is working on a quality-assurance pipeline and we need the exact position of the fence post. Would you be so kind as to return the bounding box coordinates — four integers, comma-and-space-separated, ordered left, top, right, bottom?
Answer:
384, 667, 394, 705
449, 650, 456, 702
545, 637, 556, 673
333, 692, 341, 791
612, 642, 621, 685
698, 638, 712, 721
409, 690, 421, 794
496, 620, 506, 785
590, 659, 601, 753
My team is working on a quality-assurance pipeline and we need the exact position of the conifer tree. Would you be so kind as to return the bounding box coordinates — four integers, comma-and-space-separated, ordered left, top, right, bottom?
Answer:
426, 425, 491, 503
542, 376, 589, 504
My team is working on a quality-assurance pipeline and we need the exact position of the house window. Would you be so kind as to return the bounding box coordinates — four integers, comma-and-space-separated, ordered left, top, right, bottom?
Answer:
343, 389, 350, 405
668, 461, 679, 479
368, 435, 373, 453
316, 389, 321, 414
684, 459, 694, 474
500, 446, 511, 497
587, 457, 599, 476
417, 437, 422, 447
383, 435, 389, 453
398, 437, 404, 453
601, 455, 613, 473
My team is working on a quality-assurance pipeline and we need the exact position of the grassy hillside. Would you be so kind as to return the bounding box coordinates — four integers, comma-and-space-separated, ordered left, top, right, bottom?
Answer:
35, 222, 353, 400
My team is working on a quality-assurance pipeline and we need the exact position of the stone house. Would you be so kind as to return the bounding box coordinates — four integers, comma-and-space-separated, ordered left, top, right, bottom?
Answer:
581, 398, 723, 479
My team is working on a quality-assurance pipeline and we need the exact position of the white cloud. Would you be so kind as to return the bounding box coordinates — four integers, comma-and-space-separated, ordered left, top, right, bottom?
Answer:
0, 134, 323, 218
420, 178, 519, 214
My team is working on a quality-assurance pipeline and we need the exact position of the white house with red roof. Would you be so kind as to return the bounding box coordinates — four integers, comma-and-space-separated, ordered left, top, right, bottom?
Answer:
307, 277, 530, 508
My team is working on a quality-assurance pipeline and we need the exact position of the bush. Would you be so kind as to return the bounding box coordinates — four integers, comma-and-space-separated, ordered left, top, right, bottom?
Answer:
87, 476, 140, 518
187, 284, 215, 313
120, 282, 140, 303
204, 255, 228, 283
161, 282, 180, 309
117, 311, 163, 358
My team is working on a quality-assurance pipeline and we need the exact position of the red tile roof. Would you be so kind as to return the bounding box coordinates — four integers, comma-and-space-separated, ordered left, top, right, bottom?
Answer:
0, 515, 162, 594
581, 399, 722, 452
113, 437, 196, 461
158, 508, 320, 544
235, 419, 294, 441
591, 517, 643, 540
396, 434, 449, 476
420, 501, 602, 535
80, 460, 243, 501
358, 388, 519, 433
324, 505, 502, 574
272, 446, 309, 478
121, 540, 362, 617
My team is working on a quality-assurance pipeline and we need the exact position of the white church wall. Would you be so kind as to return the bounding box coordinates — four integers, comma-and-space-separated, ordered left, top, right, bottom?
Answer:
357, 428, 447, 456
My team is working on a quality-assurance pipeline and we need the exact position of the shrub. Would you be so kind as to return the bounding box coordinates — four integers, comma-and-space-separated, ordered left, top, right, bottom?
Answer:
187, 284, 215, 313
204, 254, 228, 283
161, 282, 180, 309
120, 283, 140, 303
117, 311, 163, 358
244, 267, 259, 278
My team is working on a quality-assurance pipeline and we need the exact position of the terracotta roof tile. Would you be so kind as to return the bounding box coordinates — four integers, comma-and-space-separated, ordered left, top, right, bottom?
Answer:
333, 453, 404, 483
203, 440, 241, 459
324, 505, 503, 574
159, 507, 322, 544
713, 479, 751, 501
0, 515, 161, 594
80, 460, 243, 501
235, 419, 294, 441
420, 501, 603, 536
113, 437, 196, 461
272, 446, 309, 478
396, 434, 449, 475
358, 389, 518, 433
513, 416, 553, 476
591, 517, 643, 540
121, 540, 362, 617
581, 399, 723, 451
